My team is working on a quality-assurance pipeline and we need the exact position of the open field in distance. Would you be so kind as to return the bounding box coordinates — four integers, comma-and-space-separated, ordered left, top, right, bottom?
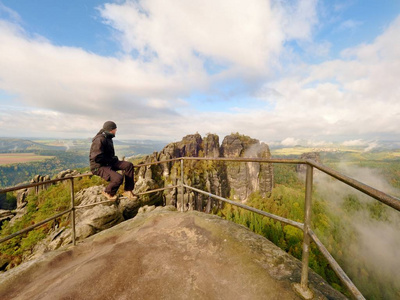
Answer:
271, 146, 400, 160
0, 153, 54, 165
271, 146, 358, 156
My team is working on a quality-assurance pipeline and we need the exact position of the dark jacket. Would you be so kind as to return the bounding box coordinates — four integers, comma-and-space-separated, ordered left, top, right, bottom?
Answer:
89, 129, 118, 172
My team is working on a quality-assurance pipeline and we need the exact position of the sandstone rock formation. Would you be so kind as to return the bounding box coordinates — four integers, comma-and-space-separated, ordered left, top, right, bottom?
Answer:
296, 152, 321, 174
55, 169, 80, 179
221, 133, 274, 201
22, 184, 161, 262
1, 167, 165, 270
14, 186, 125, 263
16, 170, 79, 210
0, 207, 346, 300
134, 133, 273, 211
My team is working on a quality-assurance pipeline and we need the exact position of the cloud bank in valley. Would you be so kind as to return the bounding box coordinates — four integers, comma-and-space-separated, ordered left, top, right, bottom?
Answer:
312, 164, 400, 298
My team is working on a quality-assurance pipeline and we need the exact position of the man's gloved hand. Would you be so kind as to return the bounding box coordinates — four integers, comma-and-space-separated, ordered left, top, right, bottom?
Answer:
111, 156, 119, 165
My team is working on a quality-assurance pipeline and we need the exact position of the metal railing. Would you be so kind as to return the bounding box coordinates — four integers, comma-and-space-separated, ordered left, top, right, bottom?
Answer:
1, 157, 399, 299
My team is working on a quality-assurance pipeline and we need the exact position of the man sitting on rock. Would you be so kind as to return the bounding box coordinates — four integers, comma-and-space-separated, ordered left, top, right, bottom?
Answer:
89, 121, 137, 201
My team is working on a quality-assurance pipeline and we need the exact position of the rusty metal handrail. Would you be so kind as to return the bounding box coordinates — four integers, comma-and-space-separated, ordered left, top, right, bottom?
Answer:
0, 209, 72, 244
177, 157, 375, 299
75, 185, 180, 210
184, 184, 304, 230
307, 160, 400, 211
308, 229, 364, 299
177, 157, 400, 211
0, 173, 92, 194
1, 156, 399, 299
0, 171, 180, 245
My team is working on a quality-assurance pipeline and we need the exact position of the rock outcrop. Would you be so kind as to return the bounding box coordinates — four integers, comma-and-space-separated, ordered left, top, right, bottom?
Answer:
296, 152, 321, 174
13, 186, 125, 263
1, 168, 164, 270
16, 169, 80, 210
0, 207, 346, 300
134, 133, 273, 211
221, 134, 274, 201
20, 184, 160, 263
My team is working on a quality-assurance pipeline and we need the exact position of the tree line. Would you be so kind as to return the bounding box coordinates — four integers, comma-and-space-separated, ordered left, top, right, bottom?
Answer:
0, 150, 89, 188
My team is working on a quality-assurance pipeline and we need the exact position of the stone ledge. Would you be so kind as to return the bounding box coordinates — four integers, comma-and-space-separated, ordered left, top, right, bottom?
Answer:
0, 208, 347, 300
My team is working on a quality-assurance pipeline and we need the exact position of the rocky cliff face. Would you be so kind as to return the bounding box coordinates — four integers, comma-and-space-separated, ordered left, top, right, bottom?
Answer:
221, 134, 274, 201
135, 133, 273, 211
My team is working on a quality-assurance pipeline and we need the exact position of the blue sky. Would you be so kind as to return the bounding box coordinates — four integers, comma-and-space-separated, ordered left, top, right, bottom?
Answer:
0, 0, 399, 147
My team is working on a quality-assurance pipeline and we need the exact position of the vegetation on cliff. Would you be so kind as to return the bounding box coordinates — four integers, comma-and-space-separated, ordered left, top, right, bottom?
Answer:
0, 175, 104, 270
218, 162, 400, 300
218, 164, 346, 294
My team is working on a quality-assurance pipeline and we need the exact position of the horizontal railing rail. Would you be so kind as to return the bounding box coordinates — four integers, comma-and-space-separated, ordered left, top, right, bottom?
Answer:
308, 160, 400, 211
0, 209, 72, 244
1, 156, 399, 299
184, 184, 304, 230
0, 173, 92, 194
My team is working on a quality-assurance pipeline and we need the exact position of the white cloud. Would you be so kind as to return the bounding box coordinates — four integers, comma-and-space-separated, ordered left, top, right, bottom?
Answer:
281, 137, 301, 146
275, 0, 318, 41
0, 0, 322, 140
342, 139, 380, 152
258, 15, 400, 141
0, 1, 399, 144
363, 142, 379, 152
337, 19, 363, 32
342, 139, 365, 146
0, 2, 21, 23
0, 17, 201, 138
98, 0, 285, 74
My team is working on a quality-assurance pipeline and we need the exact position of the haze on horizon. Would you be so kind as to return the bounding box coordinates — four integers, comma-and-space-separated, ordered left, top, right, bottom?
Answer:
0, 1, 399, 146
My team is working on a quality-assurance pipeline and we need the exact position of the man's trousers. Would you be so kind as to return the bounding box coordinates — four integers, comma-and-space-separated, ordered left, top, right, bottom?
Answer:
94, 160, 134, 196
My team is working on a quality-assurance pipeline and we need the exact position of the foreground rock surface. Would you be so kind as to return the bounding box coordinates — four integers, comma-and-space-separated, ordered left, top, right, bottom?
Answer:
0, 207, 346, 300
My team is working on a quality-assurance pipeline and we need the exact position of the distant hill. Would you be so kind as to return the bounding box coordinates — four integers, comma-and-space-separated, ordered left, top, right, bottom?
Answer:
113, 139, 167, 157
0, 137, 168, 187
0, 138, 167, 156
0, 138, 65, 152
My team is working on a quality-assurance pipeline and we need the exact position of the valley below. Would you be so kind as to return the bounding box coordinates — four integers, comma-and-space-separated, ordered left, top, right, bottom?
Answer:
1, 135, 399, 299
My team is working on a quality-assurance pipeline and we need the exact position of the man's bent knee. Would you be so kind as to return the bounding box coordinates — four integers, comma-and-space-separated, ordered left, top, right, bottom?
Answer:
121, 161, 133, 171
113, 174, 123, 185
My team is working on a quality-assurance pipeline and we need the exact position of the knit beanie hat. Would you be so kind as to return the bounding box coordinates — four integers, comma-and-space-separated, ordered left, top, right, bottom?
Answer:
103, 121, 117, 131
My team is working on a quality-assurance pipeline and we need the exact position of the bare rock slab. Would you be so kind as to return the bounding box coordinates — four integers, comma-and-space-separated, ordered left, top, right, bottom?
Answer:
0, 207, 346, 300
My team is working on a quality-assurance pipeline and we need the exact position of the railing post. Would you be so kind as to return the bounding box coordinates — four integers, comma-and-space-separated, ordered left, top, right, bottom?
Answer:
180, 158, 184, 212
294, 164, 314, 299
70, 178, 76, 246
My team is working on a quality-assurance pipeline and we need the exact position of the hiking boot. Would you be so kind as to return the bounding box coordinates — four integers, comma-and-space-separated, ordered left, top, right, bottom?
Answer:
102, 191, 118, 201
122, 191, 138, 200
